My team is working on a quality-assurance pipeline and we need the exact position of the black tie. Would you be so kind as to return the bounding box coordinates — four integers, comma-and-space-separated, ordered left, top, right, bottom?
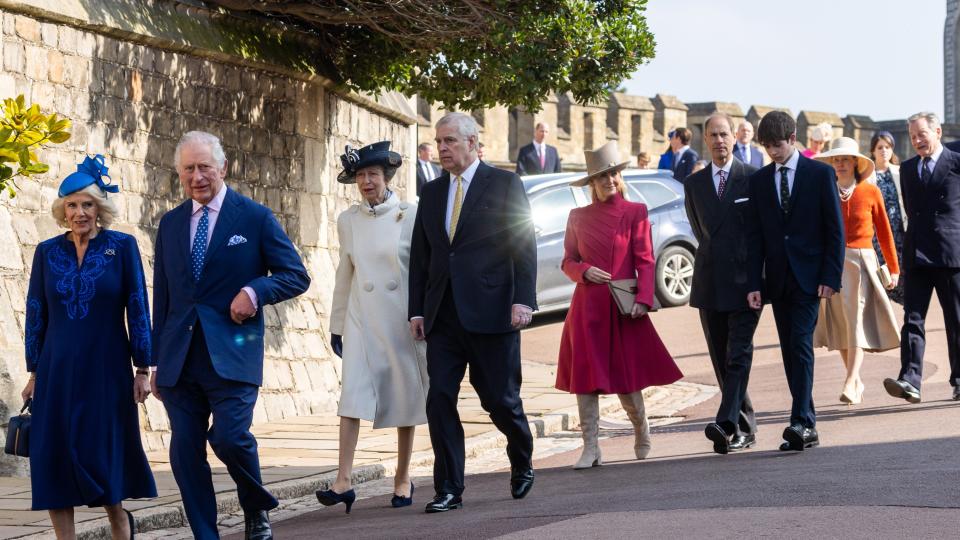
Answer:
921, 157, 932, 183
779, 166, 790, 214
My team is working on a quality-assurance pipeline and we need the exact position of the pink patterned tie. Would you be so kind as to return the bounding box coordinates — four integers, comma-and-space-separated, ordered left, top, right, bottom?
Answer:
717, 169, 727, 199
539, 146, 546, 170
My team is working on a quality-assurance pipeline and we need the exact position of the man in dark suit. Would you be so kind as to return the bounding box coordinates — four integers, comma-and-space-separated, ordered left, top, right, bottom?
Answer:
416, 142, 442, 196
671, 127, 699, 180
409, 112, 538, 512
515, 122, 562, 175
884, 112, 960, 402
152, 131, 310, 539
745, 111, 844, 452
684, 113, 761, 455
733, 121, 765, 168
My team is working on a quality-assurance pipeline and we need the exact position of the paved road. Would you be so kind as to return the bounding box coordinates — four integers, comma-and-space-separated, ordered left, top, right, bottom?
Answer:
242, 305, 960, 539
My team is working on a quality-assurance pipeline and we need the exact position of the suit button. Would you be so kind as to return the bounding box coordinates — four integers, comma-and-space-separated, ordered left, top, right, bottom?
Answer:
386, 280, 398, 290
784, 235, 789, 240
363, 282, 374, 292
449, 252, 455, 257
188, 325, 193, 332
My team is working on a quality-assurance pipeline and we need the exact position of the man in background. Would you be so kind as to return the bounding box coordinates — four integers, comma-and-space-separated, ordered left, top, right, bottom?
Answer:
515, 122, 561, 175
416, 142, 442, 196
734, 121, 764, 168
671, 127, 699, 180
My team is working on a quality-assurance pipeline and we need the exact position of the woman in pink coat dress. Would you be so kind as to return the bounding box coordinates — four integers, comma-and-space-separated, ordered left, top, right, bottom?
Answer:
556, 141, 683, 470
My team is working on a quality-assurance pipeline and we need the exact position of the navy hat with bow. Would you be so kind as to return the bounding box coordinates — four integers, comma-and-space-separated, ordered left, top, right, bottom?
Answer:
337, 141, 403, 184
58, 155, 119, 197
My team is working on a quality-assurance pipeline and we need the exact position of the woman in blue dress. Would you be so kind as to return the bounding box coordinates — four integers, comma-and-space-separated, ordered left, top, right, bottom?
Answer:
20, 156, 156, 539
869, 131, 906, 305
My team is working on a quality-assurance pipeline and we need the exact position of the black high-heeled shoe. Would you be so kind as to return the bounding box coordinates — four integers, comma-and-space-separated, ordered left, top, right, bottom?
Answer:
391, 482, 414, 508
124, 509, 135, 539
316, 487, 357, 514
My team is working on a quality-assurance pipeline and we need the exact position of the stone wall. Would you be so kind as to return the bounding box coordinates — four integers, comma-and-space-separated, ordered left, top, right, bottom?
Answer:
0, 1, 416, 473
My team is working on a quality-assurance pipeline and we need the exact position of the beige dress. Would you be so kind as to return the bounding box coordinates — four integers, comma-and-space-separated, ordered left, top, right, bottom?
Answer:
330, 193, 428, 428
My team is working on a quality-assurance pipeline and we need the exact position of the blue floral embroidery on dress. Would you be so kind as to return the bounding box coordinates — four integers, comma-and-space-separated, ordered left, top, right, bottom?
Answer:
25, 297, 43, 363
46, 232, 121, 320
126, 259, 152, 361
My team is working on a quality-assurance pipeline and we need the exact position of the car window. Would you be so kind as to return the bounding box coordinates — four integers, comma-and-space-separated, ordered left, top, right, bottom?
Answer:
626, 181, 679, 210
530, 187, 578, 236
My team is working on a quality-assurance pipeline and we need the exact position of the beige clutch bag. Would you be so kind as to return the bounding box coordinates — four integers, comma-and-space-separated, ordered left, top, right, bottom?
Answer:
876, 264, 892, 288
607, 278, 638, 315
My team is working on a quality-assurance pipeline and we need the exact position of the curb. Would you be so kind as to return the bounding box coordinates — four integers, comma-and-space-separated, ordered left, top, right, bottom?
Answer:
55, 390, 637, 539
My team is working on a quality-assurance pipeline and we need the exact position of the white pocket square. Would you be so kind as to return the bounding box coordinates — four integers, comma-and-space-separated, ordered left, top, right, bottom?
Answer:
227, 235, 247, 246
734, 198, 749, 203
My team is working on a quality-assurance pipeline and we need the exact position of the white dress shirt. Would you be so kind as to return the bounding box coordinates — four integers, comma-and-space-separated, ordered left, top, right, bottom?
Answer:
711, 158, 734, 195
419, 159, 435, 181
533, 141, 546, 159
190, 183, 258, 308
774, 149, 800, 205
918, 144, 943, 176
445, 158, 481, 232
738, 142, 752, 164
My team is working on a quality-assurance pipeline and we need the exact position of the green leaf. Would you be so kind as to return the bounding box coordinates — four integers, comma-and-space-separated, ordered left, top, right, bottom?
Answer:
48, 131, 71, 143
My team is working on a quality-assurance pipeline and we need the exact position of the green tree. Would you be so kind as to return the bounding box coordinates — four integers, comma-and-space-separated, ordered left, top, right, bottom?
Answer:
209, 0, 656, 111
0, 95, 72, 198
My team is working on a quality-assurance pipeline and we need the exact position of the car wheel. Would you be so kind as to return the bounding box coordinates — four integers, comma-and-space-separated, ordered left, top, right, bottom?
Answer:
655, 245, 694, 307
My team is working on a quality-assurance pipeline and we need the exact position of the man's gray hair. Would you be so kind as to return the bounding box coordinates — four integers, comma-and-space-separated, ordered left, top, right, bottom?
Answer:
436, 112, 479, 140
175, 131, 227, 169
908, 111, 941, 130
705, 112, 736, 134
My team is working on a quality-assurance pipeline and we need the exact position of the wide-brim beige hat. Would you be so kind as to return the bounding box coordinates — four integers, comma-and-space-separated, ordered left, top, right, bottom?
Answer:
814, 136, 875, 178
570, 141, 632, 186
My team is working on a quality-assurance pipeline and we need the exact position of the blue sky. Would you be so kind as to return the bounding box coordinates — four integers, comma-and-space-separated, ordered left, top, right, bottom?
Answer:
624, 0, 944, 121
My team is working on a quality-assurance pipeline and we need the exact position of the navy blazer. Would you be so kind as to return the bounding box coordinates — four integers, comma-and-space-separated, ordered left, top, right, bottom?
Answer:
684, 158, 759, 311
733, 143, 764, 168
746, 154, 844, 299
673, 148, 699, 181
152, 187, 310, 387
409, 161, 538, 334
900, 147, 960, 269
416, 161, 441, 197
515, 143, 562, 175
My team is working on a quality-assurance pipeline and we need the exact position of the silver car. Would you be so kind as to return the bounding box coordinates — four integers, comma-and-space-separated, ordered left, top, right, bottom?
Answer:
524, 168, 697, 314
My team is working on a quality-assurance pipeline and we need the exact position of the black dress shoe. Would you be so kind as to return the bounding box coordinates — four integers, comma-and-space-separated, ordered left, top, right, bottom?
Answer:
953, 387, 960, 401
316, 488, 357, 514
883, 378, 921, 403
425, 493, 462, 513
779, 424, 819, 451
244, 510, 272, 540
391, 482, 414, 508
728, 433, 756, 452
704, 423, 731, 455
510, 467, 535, 499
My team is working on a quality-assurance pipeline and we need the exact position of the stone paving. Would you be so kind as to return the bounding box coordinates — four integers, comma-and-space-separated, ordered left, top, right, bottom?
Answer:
0, 357, 714, 539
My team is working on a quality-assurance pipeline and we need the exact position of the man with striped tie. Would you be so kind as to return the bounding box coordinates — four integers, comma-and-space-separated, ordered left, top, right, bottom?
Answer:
408, 112, 538, 513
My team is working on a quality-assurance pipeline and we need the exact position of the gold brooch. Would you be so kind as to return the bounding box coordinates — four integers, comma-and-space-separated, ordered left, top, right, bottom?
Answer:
396, 210, 404, 222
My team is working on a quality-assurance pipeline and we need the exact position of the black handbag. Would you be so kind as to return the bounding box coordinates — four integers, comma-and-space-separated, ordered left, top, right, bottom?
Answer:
4, 399, 31, 457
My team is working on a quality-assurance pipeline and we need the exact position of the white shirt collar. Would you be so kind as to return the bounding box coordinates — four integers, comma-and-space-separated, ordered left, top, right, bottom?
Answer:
452, 158, 481, 183
711, 158, 734, 177
678, 145, 690, 155
927, 144, 944, 164
192, 183, 227, 215
778, 149, 800, 171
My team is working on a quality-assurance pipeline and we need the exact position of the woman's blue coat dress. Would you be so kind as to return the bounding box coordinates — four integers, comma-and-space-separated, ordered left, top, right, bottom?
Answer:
25, 230, 157, 510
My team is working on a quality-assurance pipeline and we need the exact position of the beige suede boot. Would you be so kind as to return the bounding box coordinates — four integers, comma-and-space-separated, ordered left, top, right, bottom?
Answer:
618, 390, 651, 459
573, 394, 602, 469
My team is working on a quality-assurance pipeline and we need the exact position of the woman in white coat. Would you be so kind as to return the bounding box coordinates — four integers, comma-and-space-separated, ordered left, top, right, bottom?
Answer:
316, 141, 428, 513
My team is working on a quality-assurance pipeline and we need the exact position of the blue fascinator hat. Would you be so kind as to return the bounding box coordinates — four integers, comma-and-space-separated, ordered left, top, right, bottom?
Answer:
58, 155, 119, 197
337, 141, 402, 184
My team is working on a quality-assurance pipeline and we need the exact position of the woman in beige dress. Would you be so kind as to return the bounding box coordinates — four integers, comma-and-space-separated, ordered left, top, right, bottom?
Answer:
317, 141, 428, 513
813, 137, 900, 404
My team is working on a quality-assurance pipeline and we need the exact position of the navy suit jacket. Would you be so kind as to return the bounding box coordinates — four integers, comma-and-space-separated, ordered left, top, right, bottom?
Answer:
733, 143, 764, 168
900, 147, 960, 269
673, 148, 699, 181
416, 161, 441, 197
409, 161, 538, 334
515, 143, 562, 175
152, 187, 310, 387
746, 154, 844, 299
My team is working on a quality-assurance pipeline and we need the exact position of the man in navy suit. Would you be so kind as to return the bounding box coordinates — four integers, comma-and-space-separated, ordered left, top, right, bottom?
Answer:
416, 142, 442, 196
884, 112, 960, 403
684, 113, 761, 455
733, 121, 764, 168
745, 111, 844, 452
671, 127, 699, 180
410, 113, 537, 513
151, 131, 310, 539
515, 122, 562, 175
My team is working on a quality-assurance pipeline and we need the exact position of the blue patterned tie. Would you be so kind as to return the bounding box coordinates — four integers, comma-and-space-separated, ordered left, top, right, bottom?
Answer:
191, 206, 209, 281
